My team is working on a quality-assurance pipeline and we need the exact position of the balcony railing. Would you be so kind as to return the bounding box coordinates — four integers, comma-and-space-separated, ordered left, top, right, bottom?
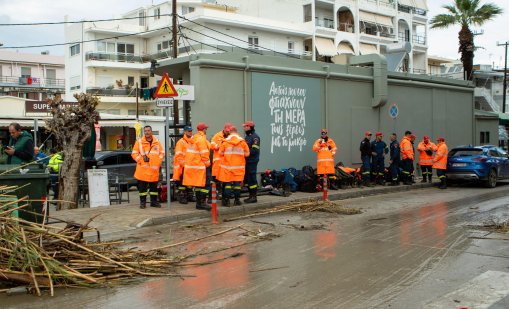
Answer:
397, 5, 427, 16
315, 18, 334, 29
0, 76, 65, 88
86, 87, 138, 97
338, 22, 354, 33
412, 34, 426, 45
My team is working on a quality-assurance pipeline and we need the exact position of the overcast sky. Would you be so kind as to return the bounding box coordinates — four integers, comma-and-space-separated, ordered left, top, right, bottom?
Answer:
0, 0, 507, 68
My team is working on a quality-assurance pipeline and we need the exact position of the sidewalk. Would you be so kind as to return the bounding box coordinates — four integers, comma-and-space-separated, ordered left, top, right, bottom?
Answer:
49, 182, 433, 236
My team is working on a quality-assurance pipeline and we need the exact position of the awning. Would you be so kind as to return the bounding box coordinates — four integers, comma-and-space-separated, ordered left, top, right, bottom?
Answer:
359, 11, 393, 27
0, 119, 47, 128
315, 37, 338, 57
99, 119, 138, 128
398, 0, 415, 7
413, 0, 428, 10
359, 43, 378, 55
337, 42, 355, 55
359, 11, 378, 24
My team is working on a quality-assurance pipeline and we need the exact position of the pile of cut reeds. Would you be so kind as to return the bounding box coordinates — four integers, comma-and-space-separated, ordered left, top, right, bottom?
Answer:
0, 196, 184, 296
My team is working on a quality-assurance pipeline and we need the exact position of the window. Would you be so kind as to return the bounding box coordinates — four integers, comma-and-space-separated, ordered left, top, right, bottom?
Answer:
154, 7, 161, 20
182, 6, 195, 15
140, 76, 149, 88
157, 40, 172, 51
21, 67, 31, 78
97, 41, 115, 53
288, 41, 295, 53
128, 110, 137, 116
139, 11, 146, 26
248, 36, 259, 49
480, 131, 490, 144
0, 65, 2, 77
70, 75, 81, 90
117, 43, 135, 54
70, 44, 80, 56
303, 4, 312, 22
46, 69, 56, 80
128, 76, 134, 86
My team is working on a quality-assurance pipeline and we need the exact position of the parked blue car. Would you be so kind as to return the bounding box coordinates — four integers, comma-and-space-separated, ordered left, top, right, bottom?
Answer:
446, 145, 509, 188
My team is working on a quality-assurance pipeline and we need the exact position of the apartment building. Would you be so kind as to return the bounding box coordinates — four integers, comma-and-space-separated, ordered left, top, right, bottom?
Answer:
64, 0, 429, 113
0, 50, 65, 100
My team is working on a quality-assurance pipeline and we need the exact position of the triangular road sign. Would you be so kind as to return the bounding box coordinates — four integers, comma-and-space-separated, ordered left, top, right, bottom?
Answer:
155, 73, 178, 98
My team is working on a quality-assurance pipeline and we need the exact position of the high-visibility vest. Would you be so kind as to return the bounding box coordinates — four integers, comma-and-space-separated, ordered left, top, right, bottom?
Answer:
172, 134, 192, 181
182, 131, 210, 187
313, 137, 337, 175
417, 141, 437, 166
217, 133, 250, 183
211, 130, 227, 177
131, 136, 164, 182
432, 142, 448, 170
400, 137, 414, 160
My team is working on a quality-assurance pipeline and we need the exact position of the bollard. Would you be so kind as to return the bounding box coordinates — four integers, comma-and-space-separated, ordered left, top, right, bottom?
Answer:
211, 182, 218, 224
323, 176, 328, 201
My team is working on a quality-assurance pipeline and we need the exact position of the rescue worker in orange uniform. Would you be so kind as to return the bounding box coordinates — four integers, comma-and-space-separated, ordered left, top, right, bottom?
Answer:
217, 126, 250, 206
417, 135, 437, 183
183, 122, 212, 210
210, 123, 232, 198
313, 129, 338, 190
131, 125, 164, 209
432, 137, 449, 189
400, 131, 415, 185
172, 125, 194, 204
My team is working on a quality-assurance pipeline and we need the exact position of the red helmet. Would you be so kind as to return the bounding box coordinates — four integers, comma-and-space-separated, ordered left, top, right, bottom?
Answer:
243, 121, 255, 127
197, 122, 209, 130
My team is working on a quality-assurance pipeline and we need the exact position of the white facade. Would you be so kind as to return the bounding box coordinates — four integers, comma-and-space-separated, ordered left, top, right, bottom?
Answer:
64, 0, 429, 111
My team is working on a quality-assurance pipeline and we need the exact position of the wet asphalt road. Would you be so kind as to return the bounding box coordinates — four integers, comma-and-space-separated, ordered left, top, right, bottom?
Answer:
3, 184, 509, 308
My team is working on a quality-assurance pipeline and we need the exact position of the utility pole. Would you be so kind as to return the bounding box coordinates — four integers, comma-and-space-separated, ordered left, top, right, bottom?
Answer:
498, 41, 509, 113
172, 0, 179, 139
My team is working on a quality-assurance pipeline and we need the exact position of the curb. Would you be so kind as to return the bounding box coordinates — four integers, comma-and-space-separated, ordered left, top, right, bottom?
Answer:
136, 182, 434, 228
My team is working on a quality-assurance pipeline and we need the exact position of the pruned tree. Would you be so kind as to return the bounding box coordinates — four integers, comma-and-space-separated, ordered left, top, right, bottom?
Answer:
46, 94, 100, 209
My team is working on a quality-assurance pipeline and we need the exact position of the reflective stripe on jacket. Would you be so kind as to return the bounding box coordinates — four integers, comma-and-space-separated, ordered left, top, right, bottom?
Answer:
131, 136, 164, 182
432, 142, 448, 170
183, 131, 210, 187
217, 133, 250, 182
417, 141, 437, 166
400, 137, 414, 161
172, 134, 192, 181
313, 137, 337, 175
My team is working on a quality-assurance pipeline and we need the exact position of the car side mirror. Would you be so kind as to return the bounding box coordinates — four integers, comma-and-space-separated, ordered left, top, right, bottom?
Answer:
97, 160, 104, 166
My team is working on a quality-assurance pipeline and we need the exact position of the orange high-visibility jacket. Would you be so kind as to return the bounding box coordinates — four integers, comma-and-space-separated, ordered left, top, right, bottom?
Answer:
131, 135, 164, 182
172, 134, 193, 181
211, 130, 227, 177
217, 133, 250, 183
432, 142, 448, 170
313, 137, 337, 175
400, 136, 414, 160
340, 166, 356, 174
183, 131, 211, 187
417, 140, 437, 166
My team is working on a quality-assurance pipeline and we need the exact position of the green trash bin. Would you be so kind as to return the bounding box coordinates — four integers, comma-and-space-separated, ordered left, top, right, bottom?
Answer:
0, 164, 50, 223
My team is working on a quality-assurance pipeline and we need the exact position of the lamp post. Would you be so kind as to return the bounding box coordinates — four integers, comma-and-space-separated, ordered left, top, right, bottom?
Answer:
498, 41, 509, 113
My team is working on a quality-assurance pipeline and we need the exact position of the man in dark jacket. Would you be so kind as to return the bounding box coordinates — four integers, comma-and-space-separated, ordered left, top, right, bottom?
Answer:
5, 123, 34, 164
388, 133, 400, 186
370, 132, 388, 185
359, 131, 374, 187
243, 121, 260, 203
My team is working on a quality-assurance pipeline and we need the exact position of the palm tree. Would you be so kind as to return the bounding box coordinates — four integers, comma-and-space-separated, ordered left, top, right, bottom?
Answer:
430, 0, 502, 80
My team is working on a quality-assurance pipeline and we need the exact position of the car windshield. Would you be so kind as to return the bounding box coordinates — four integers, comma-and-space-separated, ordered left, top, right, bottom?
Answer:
449, 149, 483, 157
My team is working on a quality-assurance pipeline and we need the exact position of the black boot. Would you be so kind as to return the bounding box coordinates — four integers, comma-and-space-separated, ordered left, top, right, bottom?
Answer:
234, 197, 242, 206
177, 191, 188, 204
187, 189, 196, 202
222, 197, 231, 207
421, 177, 427, 183
150, 195, 161, 208
196, 192, 211, 210
139, 197, 146, 209
244, 188, 258, 203
439, 178, 447, 189
428, 175, 433, 183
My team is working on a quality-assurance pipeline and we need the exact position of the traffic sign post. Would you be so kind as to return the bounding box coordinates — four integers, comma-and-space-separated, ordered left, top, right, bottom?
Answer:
155, 73, 178, 209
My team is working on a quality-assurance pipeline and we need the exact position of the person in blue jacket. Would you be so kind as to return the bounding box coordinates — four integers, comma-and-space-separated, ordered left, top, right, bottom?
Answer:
388, 133, 401, 186
371, 132, 388, 185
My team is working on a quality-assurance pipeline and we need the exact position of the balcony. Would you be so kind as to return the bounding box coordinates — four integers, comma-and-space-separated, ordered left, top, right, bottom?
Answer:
85, 51, 175, 64
412, 34, 426, 45
0, 76, 65, 89
338, 23, 354, 33
397, 5, 427, 17
86, 87, 137, 97
315, 17, 334, 29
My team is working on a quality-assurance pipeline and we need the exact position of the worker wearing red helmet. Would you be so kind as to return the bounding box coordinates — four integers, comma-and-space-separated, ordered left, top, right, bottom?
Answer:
433, 137, 448, 189
183, 122, 211, 210
243, 120, 260, 203
210, 123, 232, 199
313, 129, 338, 189
417, 135, 437, 183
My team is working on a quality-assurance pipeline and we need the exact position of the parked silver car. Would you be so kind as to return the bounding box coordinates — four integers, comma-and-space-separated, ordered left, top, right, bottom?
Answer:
93, 151, 137, 188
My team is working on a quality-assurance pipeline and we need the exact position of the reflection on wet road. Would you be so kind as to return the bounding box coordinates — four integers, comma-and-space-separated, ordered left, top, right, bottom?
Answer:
3, 186, 509, 308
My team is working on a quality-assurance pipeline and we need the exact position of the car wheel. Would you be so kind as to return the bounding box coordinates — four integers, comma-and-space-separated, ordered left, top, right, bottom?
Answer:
484, 169, 497, 188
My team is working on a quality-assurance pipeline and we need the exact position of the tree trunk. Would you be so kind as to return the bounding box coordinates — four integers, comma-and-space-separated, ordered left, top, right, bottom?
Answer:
459, 26, 474, 80
58, 136, 88, 210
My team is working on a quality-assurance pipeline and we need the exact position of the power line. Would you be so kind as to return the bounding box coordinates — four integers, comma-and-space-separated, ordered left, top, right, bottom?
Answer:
177, 14, 300, 59
179, 35, 230, 53
0, 14, 174, 26
1, 26, 173, 49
